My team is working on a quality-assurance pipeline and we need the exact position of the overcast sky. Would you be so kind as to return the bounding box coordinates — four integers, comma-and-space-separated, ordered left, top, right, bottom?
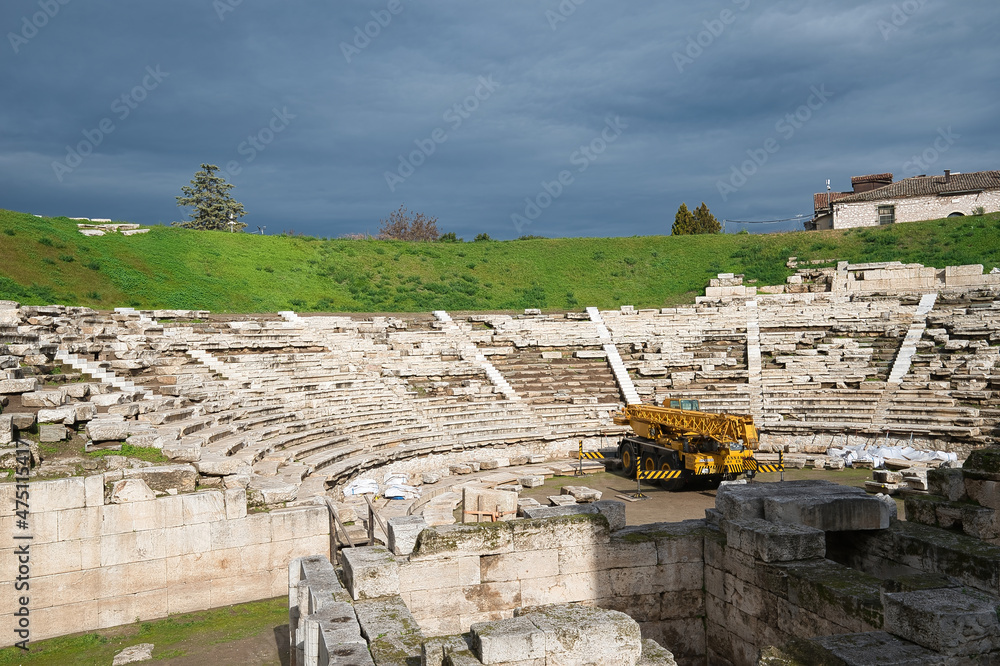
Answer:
2, 1, 997, 238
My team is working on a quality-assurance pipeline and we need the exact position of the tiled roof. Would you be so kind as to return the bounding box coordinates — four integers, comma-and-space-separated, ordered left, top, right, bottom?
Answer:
813, 191, 852, 211
851, 173, 893, 185
836, 171, 1000, 204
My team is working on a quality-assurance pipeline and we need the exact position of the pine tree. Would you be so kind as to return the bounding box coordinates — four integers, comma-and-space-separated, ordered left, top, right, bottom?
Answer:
174, 164, 247, 231
693, 202, 721, 234
672, 203, 696, 235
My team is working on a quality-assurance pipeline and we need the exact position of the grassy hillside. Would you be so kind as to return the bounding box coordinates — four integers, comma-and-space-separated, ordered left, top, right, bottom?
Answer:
1, 209, 999, 312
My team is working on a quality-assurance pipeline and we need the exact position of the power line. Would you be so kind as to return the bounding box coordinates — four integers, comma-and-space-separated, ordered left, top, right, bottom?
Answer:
722, 214, 811, 225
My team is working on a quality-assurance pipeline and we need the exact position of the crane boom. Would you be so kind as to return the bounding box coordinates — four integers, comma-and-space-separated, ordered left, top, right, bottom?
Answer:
613, 404, 758, 449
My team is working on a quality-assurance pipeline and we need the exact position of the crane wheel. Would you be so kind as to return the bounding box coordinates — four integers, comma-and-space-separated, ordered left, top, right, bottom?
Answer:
642, 453, 657, 474
657, 453, 687, 491
620, 442, 637, 477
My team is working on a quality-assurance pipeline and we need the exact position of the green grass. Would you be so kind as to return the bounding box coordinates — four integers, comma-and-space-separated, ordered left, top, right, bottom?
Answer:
1, 209, 999, 312
85, 444, 167, 463
0, 597, 287, 665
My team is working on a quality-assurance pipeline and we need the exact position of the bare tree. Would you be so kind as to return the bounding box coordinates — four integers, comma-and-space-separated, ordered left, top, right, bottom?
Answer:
377, 205, 440, 241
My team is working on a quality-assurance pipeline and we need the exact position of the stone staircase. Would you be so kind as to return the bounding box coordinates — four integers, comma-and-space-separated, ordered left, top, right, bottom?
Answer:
432, 310, 519, 401
53, 349, 152, 398
587, 307, 640, 405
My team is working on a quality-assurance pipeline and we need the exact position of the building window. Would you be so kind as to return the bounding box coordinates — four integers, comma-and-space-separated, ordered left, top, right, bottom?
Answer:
878, 205, 895, 225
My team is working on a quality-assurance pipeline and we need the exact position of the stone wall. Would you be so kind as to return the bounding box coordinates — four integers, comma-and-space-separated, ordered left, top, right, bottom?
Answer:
833, 189, 1000, 228
0, 476, 329, 646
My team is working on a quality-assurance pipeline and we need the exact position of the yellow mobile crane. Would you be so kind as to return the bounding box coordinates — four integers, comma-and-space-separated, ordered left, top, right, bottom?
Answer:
613, 398, 763, 491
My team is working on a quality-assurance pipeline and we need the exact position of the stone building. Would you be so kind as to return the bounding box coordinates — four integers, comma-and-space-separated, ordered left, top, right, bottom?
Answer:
807, 170, 1000, 230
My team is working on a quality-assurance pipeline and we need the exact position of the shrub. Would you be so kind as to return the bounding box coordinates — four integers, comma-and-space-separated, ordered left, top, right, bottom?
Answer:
474, 233, 492, 242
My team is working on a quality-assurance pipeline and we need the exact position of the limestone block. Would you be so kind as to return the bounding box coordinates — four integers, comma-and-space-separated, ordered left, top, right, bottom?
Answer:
37, 405, 76, 425
85, 474, 104, 507
883, 587, 1000, 656
513, 512, 609, 551
637, 638, 678, 665
962, 447, 1000, 482
39, 423, 67, 442
517, 498, 542, 517
29, 477, 86, 512
21, 390, 65, 407
181, 491, 226, 524
354, 595, 423, 663
561, 486, 602, 502
927, 468, 966, 501
462, 486, 518, 523
965, 478, 1000, 511
548, 495, 577, 507
765, 631, 938, 665
518, 475, 545, 488
304, 601, 364, 657
91, 393, 127, 407
450, 464, 473, 475
412, 522, 515, 559
342, 546, 400, 600
319, 641, 375, 664
763, 490, 891, 531
0, 414, 13, 445
480, 549, 560, 583
0, 378, 38, 394
495, 484, 522, 493
521, 503, 598, 520
422, 635, 472, 666
87, 418, 130, 443
471, 615, 545, 663
422, 473, 441, 484
593, 500, 626, 531
62, 383, 91, 399
224, 487, 247, 520
111, 478, 156, 503
387, 515, 427, 556
122, 464, 198, 493
112, 643, 154, 665
161, 440, 200, 463
74, 402, 98, 422
518, 603, 643, 666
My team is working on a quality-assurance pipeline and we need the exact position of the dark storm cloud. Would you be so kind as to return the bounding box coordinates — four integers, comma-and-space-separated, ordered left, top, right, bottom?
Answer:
1, 1, 997, 238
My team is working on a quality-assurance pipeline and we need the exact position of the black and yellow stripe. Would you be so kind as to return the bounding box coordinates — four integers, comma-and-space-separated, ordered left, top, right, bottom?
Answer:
638, 470, 683, 480
580, 451, 605, 460
755, 463, 785, 473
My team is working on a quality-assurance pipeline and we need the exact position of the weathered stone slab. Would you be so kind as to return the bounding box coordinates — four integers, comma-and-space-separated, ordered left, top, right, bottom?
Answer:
412, 522, 515, 559
593, 500, 626, 531
517, 603, 643, 665
387, 515, 427, 556
112, 643, 154, 665
548, 495, 577, 507
561, 486, 602, 502
37, 405, 76, 425
353, 595, 423, 665
763, 631, 947, 666
883, 587, 1000, 656
471, 615, 545, 664
422, 635, 471, 666
0, 414, 12, 445
87, 417, 129, 443
637, 639, 678, 666
341, 546, 400, 600
248, 476, 298, 505
723, 518, 825, 563
0, 378, 38, 394
21, 389, 64, 407
111, 478, 156, 503
963, 447, 1000, 482
518, 475, 545, 488
521, 503, 598, 520
763, 488, 892, 531
38, 423, 67, 442
122, 464, 198, 493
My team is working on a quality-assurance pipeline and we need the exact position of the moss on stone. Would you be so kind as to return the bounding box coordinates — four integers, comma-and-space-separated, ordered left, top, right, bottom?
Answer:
963, 447, 1000, 479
